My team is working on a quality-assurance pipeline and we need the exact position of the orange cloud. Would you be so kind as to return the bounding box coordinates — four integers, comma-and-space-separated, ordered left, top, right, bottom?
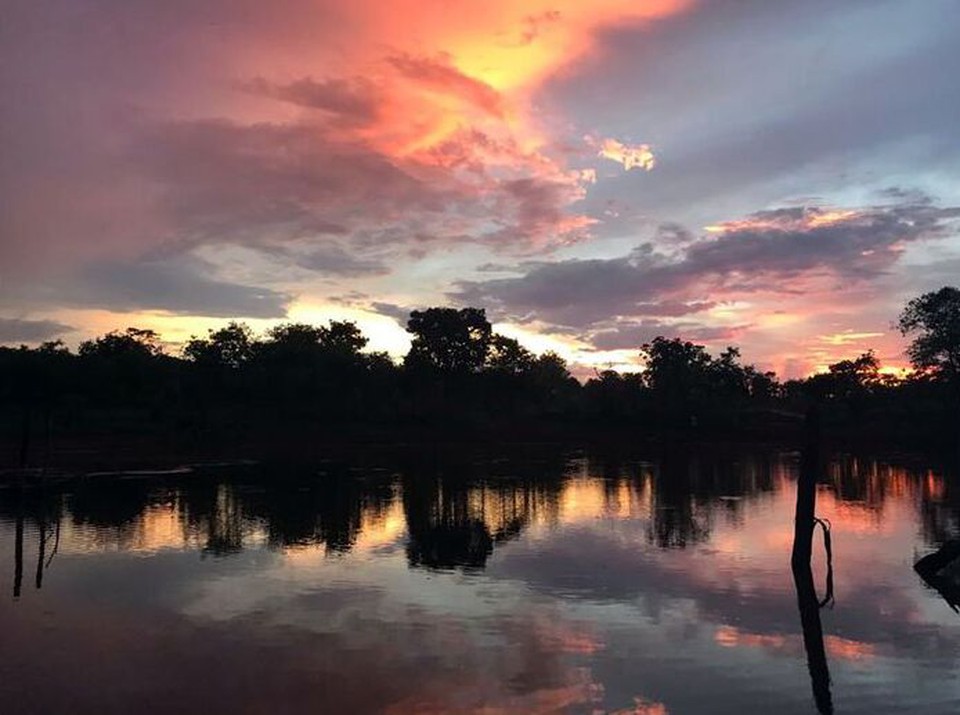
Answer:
596, 138, 657, 171
242, 0, 688, 248
704, 207, 867, 235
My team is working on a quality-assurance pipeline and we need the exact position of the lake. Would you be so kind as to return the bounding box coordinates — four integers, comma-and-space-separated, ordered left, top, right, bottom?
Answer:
1, 445, 959, 714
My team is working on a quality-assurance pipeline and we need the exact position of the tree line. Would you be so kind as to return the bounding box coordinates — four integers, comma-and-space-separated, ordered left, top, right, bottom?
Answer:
1, 287, 958, 462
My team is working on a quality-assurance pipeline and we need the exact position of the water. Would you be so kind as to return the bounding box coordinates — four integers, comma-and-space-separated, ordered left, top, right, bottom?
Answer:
1, 446, 959, 714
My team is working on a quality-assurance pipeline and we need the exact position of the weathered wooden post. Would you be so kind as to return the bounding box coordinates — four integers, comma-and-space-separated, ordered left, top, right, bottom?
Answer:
791, 404, 833, 714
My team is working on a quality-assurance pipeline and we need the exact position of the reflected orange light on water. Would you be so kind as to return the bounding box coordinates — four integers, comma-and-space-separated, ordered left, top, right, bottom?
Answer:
715, 625, 876, 663
823, 635, 877, 662
355, 498, 407, 552
715, 625, 790, 652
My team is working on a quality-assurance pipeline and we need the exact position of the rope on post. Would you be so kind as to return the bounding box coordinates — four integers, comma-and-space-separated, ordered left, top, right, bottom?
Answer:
813, 516, 834, 608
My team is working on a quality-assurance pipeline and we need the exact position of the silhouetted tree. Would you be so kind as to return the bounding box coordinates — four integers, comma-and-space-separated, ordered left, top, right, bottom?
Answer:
0, 341, 75, 465
485, 334, 535, 375
899, 286, 960, 382
247, 320, 370, 417
803, 352, 880, 402
641, 337, 712, 426
184, 322, 255, 369
404, 307, 492, 373
76, 327, 173, 410
6, 292, 960, 461
900, 286, 960, 448
79, 327, 163, 360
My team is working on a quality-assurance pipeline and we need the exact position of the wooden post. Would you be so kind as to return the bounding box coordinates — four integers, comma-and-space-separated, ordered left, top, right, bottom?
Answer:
791, 405, 834, 714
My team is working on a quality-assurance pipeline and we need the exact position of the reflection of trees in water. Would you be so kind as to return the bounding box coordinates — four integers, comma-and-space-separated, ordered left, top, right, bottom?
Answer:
178, 481, 246, 555
0, 489, 64, 597
918, 463, 960, 545
236, 466, 395, 552
2, 454, 568, 570
5, 449, 952, 586
817, 455, 955, 545
69, 479, 155, 529
67, 479, 198, 553
825, 456, 914, 517
403, 475, 493, 571
645, 450, 778, 549
401, 452, 567, 571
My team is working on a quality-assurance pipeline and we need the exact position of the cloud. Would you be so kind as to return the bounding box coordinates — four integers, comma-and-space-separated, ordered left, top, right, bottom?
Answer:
286, 245, 390, 277
370, 302, 415, 324
586, 320, 750, 351
130, 118, 460, 248
4, 0, 957, 375
455, 199, 960, 329
594, 138, 656, 171
0, 0, 695, 280
585, 320, 668, 350
387, 54, 505, 118
42, 257, 293, 318
550, 0, 960, 224
238, 76, 381, 123
0, 318, 74, 344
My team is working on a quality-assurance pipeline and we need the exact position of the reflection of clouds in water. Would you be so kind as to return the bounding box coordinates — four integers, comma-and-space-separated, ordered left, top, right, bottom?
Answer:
714, 625, 877, 665
1, 590, 614, 715
3, 451, 960, 714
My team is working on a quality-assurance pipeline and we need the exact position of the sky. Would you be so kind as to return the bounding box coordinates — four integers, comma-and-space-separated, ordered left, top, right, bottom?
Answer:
2, 0, 959, 378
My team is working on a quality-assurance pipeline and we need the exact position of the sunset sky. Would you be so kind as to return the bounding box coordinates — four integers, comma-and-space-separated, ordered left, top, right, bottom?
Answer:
2, 0, 959, 377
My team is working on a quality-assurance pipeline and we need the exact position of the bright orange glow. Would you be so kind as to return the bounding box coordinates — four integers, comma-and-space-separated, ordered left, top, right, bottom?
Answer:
705, 207, 865, 236
714, 625, 790, 651
715, 625, 876, 663
595, 138, 657, 171
806, 209, 858, 228
354, 499, 407, 552
303, 0, 689, 198
824, 635, 877, 661
924, 470, 946, 502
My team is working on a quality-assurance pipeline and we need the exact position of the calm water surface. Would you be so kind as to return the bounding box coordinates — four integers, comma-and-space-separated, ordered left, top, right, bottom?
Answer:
1, 447, 959, 714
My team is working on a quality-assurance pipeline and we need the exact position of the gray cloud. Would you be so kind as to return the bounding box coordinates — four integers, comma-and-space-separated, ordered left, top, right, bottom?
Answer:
238, 76, 380, 123
587, 321, 751, 351
551, 0, 960, 224
263, 244, 390, 278
128, 119, 460, 250
369, 302, 414, 325
455, 201, 960, 329
48, 257, 292, 318
0, 318, 74, 344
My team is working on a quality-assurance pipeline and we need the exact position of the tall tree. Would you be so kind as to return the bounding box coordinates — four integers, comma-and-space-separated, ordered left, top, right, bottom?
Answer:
485, 334, 535, 375
899, 286, 960, 381
78, 327, 163, 359
640, 337, 712, 395
184, 322, 254, 369
77, 328, 167, 406
405, 308, 492, 373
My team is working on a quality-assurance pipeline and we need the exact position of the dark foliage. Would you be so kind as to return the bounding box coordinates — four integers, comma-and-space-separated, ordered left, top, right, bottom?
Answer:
2, 289, 958, 466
